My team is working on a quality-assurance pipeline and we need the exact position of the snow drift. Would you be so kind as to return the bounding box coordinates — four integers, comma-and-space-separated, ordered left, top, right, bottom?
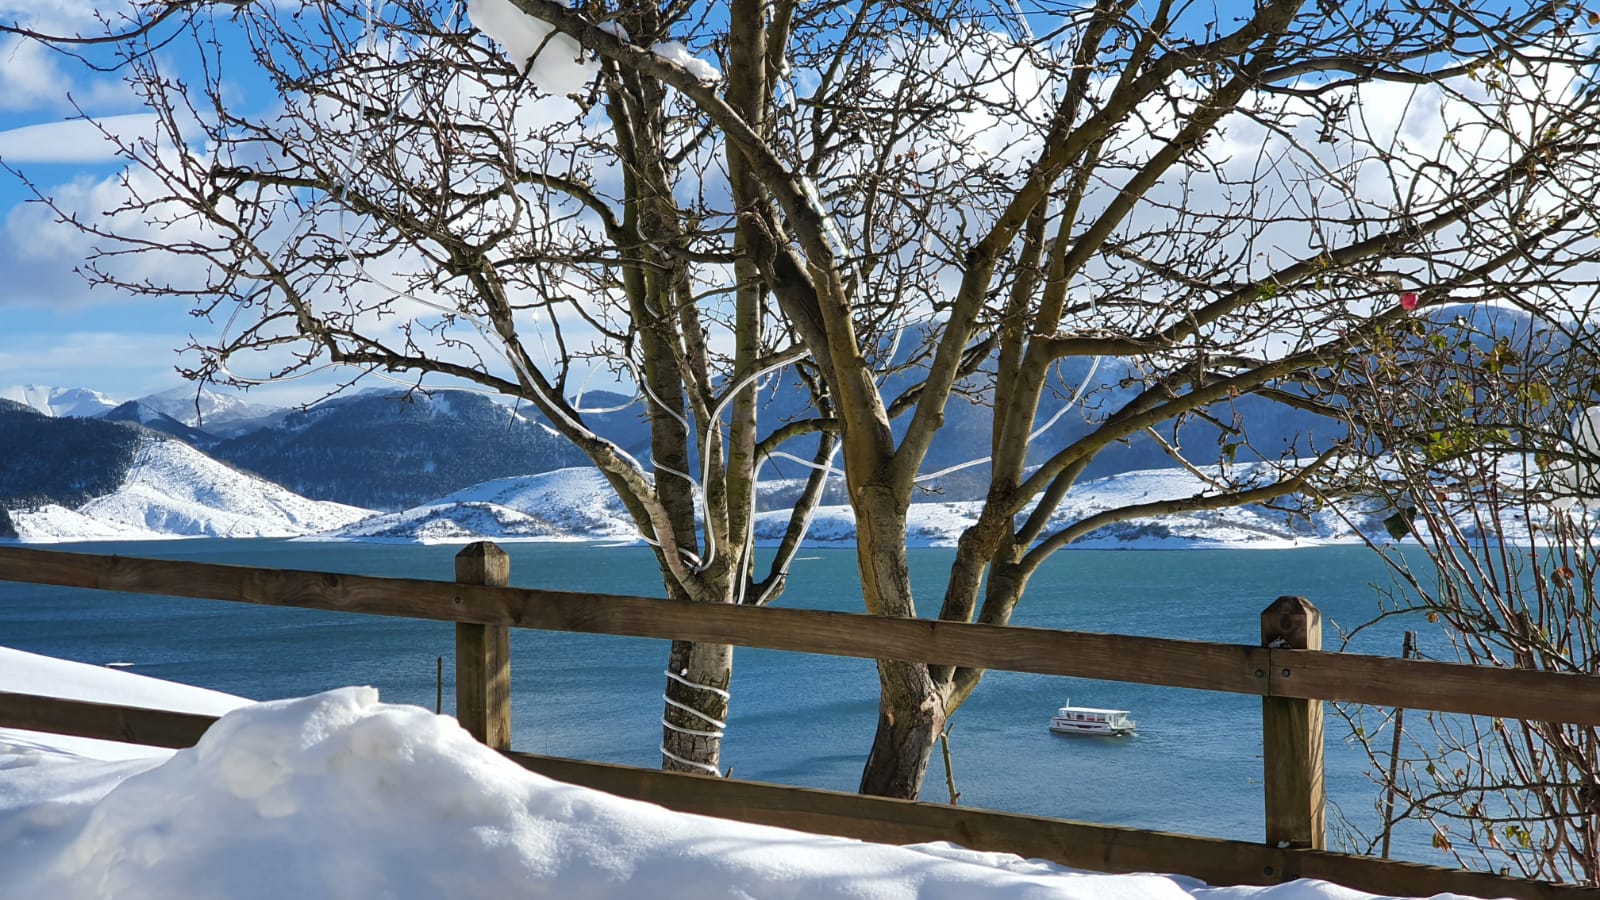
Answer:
1, 688, 1183, 900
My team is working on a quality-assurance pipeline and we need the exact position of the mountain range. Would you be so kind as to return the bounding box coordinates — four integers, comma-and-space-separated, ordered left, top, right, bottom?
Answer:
0, 375, 1350, 546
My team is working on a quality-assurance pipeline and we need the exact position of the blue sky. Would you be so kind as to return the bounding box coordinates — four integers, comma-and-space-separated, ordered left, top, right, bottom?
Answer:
0, 0, 1303, 407
1, 1, 1569, 408
0, 131, 199, 401
0, 3, 298, 404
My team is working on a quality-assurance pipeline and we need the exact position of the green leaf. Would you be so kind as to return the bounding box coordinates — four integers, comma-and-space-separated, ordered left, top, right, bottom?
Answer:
1383, 507, 1416, 540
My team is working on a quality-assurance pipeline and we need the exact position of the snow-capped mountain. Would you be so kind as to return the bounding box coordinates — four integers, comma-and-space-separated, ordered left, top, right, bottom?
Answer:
6, 439, 374, 541
326, 468, 637, 542
101, 401, 220, 449
0, 385, 117, 419
132, 386, 282, 432
0, 400, 372, 541
207, 389, 589, 511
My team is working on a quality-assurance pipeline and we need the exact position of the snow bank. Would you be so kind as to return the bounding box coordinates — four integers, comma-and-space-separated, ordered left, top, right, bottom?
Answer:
0, 646, 248, 761
0, 688, 1176, 899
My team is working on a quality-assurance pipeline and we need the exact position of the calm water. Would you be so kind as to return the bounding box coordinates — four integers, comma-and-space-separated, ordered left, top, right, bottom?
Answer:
0, 540, 1444, 859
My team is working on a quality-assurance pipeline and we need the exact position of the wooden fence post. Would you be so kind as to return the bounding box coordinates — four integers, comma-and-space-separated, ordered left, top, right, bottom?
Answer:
456, 541, 511, 750
1261, 595, 1325, 851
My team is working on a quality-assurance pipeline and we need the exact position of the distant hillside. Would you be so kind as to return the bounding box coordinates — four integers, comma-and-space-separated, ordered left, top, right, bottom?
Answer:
101, 401, 221, 450
326, 467, 636, 542
715, 353, 1342, 499
319, 462, 1384, 548
208, 389, 589, 511
133, 386, 283, 434
1, 399, 372, 541
0, 400, 144, 511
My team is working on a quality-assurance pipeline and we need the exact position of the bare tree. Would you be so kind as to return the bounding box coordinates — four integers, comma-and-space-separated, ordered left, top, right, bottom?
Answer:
8, 0, 1600, 799
7, 0, 840, 778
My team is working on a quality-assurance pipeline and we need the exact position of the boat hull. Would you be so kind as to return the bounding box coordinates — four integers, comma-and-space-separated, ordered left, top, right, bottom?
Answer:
1048, 718, 1133, 736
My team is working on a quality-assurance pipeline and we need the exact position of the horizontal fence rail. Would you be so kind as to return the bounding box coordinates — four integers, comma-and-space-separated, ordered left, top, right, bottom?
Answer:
2, 546, 1597, 724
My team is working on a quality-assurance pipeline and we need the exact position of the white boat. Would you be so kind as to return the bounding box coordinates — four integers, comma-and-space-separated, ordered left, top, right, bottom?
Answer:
1048, 700, 1135, 736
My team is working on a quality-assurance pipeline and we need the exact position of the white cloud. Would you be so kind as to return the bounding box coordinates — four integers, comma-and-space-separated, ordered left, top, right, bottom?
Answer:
0, 329, 187, 396
0, 32, 136, 114
0, 113, 160, 163
0, 36, 80, 112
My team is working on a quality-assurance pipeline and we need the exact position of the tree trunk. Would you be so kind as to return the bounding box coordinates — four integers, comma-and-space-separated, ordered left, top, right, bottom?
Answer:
858, 658, 946, 798
852, 489, 945, 798
660, 638, 733, 775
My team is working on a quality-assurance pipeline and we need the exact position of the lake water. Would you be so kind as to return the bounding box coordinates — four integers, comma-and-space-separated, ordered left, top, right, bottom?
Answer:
0, 540, 1447, 861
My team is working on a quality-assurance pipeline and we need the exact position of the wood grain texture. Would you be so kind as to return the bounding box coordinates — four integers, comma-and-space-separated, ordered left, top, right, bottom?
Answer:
0, 546, 1265, 692
0, 691, 215, 749
1261, 597, 1326, 850
1269, 650, 1600, 724
455, 542, 511, 750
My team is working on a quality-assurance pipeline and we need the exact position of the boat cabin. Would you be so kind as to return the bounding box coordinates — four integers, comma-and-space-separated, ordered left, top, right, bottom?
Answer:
1048, 700, 1135, 736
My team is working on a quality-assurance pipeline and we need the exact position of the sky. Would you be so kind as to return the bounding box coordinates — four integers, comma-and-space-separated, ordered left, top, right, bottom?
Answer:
0, 1, 1586, 411
0, 645, 1495, 900
0, 4, 211, 403
0, 0, 1280, 408
0, 2, 350, 405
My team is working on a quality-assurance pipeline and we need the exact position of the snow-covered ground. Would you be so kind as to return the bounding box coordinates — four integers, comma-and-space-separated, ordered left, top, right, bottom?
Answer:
0, 648, 1497, 899
760, 466, 1369, 549
8, 439, 375, 541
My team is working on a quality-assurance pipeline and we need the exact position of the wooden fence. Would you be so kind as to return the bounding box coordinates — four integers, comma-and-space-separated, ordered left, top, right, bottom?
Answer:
0, 542, 1596, 899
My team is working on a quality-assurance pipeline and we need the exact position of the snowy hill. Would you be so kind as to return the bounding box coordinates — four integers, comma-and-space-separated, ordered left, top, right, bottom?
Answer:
208, 389, 589, 511
320, 463, 1375, 549
2, 400, 374, 538
0, 384, 117, 418
326, 467, 637, 542
758, 465, 1369, 549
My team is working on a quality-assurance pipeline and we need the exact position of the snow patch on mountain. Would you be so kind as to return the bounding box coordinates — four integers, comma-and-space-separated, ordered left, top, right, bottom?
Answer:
5, 504, 157, 542
134, 386, 281, 431
7, 440, 374, 541
322, 463, 1372, 549
753, 465, 1368, 549
326, 468, 637, 543
0, 385, 117, 418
